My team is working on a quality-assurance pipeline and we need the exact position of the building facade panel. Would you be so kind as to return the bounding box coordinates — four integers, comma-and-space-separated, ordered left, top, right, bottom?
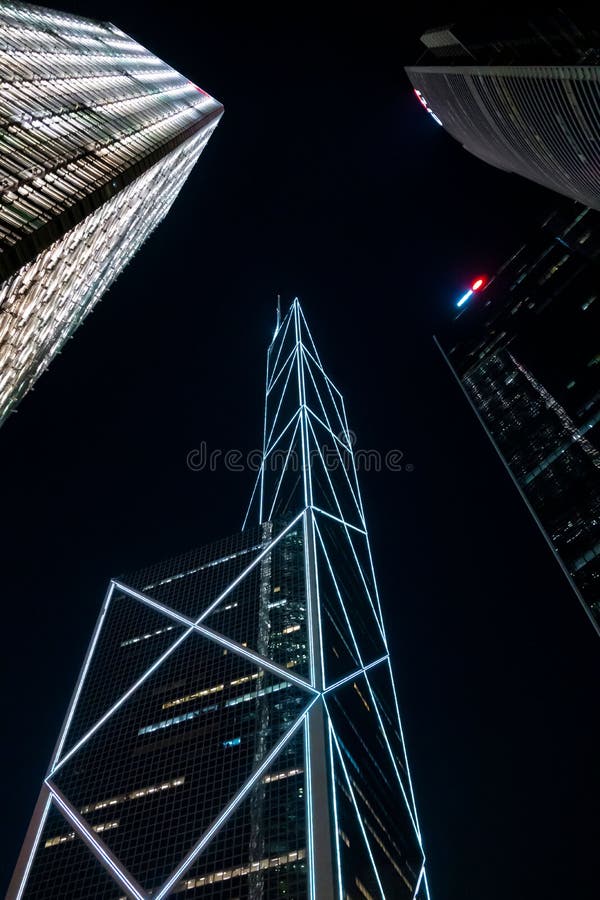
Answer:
438, 202, 600, 633
0, 0, 223, 427
406, 65, 600, 210
11, 301, 429, 899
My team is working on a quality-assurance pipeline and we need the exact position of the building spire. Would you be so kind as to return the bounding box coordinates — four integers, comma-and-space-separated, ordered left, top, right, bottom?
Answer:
276, 293, 281, 332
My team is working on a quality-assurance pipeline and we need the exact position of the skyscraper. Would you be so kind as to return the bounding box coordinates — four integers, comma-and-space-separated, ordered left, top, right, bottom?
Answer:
436, 201, 600, 635
9, 300, 430, 899
0, 0, 222, 428
405, 13, 600, 209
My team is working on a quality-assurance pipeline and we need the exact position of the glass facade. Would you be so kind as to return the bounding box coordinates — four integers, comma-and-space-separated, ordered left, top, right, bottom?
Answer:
11, 301, 429, 899
0, 0, 223, 427
438, 201, 600, 634
405, 15, 600, 210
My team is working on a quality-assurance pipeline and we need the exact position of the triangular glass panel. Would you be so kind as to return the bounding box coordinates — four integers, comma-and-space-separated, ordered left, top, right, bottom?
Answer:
172, 726, 308, 898
326, 674, 423, 894
301, 345, 350, 451
267, 306, 296, 391
58, 587, 189, 760
314, 530, 362, 686
261, 412, 306, 523
265, 350, 301, 454
21, 799, 126, 899
51, 631, 312, 894
314, 515, 386, 666
197, 519, 310, 681
121, 526, 269, 621
330, 732, 384, 900
364, 659, 416, 817
305, 413, 364, 531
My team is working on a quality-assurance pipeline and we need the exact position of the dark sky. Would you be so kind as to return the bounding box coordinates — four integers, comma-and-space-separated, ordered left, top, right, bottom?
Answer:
2, 4, 599, 898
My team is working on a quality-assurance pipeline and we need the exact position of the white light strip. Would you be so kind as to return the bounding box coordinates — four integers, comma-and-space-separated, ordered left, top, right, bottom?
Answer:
112, 581, 316, 693
313, 518, 364, 667
311, 505, 367, 535
155, 698, 318, 899
267, 345, 297, 396
242, 466, 261, 531
52, 515, 306, 775
264, 408, 301, 458
413, 862, 425, 898
327, 715, 385, 900
322, 656, 388, 695
328, 720, 344, 900
46, 785, 146, 900
304, 712, 316, 899
14, 792, 52, 900
363, 673, 421, 840
305, 440, 386, 646
294, 303, 312, 510
267, 417, 301, 522
264, 350, 298, 452
51, 581, 115, 768
301, 348, 353, 451
310, 509, 327, 692
304, 403, 364, 523
195, 512, 305, 624
383, 657, 423, 841
267, 308, 293, 389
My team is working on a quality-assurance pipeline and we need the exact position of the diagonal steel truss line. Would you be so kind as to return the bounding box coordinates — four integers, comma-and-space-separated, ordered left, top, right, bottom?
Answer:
155, 695, 319, 900
299, 346, 347, 439
311, 504, 367, 535
266, 304, 293, 390
50, 580, 115, 770
313, 517, 370, 665
44, 781, 148, 900
267, 416, 301, 523
51, 513, 307, 775
13, 791, 52, 900
313, 520, 420, 836
314, 514, 420, 837
113, 579, 316, 693
300, 345, 352, 451
304, 399, 364, 526
267, 344, 297, 397
264, 349, 299, 452
264, 406, 300, 458
326, 708, 386, 900
299, 345, 362, 503
296, 312, 348, 436
327, 719, 344, 900
310, 474, 386, 647
380, 655, 424, 840
294, 304, 313, 511
362, 671, 421, 841
413, 862, 425, 899
322, 656, 388, 695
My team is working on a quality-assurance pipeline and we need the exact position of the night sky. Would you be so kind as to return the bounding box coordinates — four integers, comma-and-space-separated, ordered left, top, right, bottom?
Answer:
2, 4, 599, 898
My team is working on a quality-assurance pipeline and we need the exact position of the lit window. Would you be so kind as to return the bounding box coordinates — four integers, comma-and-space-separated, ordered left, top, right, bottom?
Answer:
174, 849, 306, 892
45, 820, 119, 848
262, 767, 303, 784
162, 683, 224, 710
353, 682, 370, 712
222, 737, 241, 748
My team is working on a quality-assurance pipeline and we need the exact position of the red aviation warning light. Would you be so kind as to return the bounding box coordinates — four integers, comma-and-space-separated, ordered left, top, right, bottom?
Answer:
457, 275, 488, 308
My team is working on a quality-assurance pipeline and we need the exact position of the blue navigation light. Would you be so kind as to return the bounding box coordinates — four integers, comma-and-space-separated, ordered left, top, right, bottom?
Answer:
456, 289, 473, 308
